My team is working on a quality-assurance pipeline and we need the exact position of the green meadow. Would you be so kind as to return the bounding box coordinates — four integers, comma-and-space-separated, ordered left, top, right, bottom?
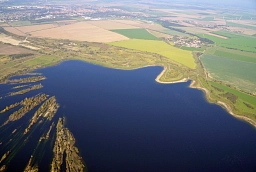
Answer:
22, 55, 59, 66
209, 81, 256, 106
214, 50, 256, 63
111, 28, 159, 40
200, 79, 256, 117
199, 32, 256, 52
200, 54, 256, 93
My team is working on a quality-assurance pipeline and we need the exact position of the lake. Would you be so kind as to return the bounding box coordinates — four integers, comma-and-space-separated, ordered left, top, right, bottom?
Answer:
0, 60, 256, 172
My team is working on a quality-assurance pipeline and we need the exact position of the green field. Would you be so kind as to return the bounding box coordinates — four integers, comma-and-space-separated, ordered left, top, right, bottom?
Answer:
213, 30, 255, 39
111, 28, 159, 40
199, 32, 256, 52
213, 50, 256, 63
199, 78, 256, 118
209, 81, 256, 106
200, 54, 256, 93
205, 46, 256, 58
109, 39, 196, 69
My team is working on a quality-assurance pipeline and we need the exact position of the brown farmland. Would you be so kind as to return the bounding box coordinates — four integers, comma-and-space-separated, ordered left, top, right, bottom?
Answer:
87, 20, 139, 30
0, 44, 34, 55
4, 22, 130, 42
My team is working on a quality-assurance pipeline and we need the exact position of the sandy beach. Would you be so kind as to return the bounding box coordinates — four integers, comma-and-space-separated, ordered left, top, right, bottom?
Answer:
155, 66, 188, 84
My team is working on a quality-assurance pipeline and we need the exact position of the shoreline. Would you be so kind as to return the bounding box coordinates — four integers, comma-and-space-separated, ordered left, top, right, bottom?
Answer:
108, 64, 189, 84
217, 101, 256, 128
189, 80, 256, 128
1, 59, 255, 128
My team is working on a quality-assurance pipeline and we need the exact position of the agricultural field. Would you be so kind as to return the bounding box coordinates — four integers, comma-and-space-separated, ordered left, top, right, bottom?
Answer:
114, 20, 191, 37
213, 31, 251, 38
199, 32, 256, 53
197, 17, 215, 21
111, 28, 159, 40
110, 20, 144, 26
0, 44, 34, 55
2, 26, 26, 36
226, 21, 256, 30
200, 54, 256, 93
109, 39, 196, 69
5, 24, 57, 34
204, 46, 256, 63
213, 50, 256, 63
87, 20, 139, 30
147, 30, 170, 38
206, 32, 228, 39
3, 22, 130, 42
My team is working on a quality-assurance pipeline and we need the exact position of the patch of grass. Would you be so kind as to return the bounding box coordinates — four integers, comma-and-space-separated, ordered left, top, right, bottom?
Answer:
214, 50, 256, 63
22, 55, 60, 66
200, 54, 256, 93
111, 28, 159, 40
109, 39, 196, 69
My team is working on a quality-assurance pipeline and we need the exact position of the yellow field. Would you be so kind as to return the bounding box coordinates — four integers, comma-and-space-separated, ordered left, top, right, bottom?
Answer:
109, 39, 196, 69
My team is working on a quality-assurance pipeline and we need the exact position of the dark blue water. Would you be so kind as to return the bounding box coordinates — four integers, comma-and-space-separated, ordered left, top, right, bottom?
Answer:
1, 60, 256, 172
